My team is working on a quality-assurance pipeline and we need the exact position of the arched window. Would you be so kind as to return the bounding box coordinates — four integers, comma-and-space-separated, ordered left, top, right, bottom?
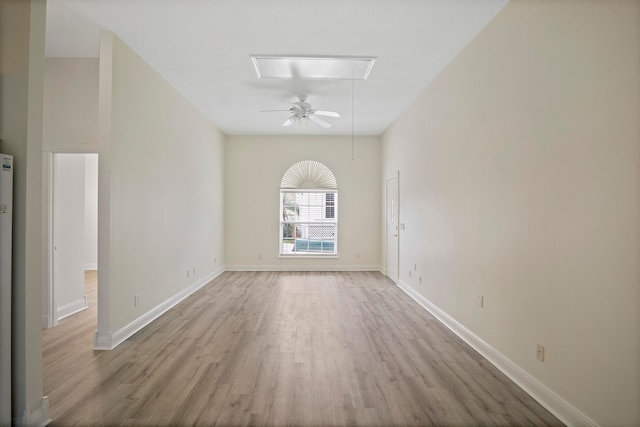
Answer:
280, 161, 338, 256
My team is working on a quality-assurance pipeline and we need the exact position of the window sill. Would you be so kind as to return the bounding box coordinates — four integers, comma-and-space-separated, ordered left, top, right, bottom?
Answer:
279, 254, 339, 259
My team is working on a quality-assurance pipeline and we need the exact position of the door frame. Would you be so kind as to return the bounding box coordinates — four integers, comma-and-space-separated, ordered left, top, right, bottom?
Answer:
43, 150, 98, 328
43, 152, 56, 327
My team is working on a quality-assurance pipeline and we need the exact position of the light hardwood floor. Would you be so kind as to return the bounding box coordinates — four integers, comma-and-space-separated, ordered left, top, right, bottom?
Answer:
43, 271, 563, 426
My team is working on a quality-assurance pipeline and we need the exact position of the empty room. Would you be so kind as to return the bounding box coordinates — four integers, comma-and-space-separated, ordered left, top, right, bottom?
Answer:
1, 0, 639, 426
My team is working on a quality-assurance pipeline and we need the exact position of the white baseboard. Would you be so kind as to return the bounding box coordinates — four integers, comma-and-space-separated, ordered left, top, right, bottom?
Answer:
93, 268, 224, 350
20, 396, 50, 427
93, 332, 112, 351
226, 264, 381, 272
84, 263, 98, 271
396, 279, 598, 427
57, 295, 88, 321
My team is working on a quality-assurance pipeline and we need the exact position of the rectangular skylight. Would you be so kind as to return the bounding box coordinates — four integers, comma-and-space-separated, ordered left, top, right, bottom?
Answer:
251, 55, 376, 80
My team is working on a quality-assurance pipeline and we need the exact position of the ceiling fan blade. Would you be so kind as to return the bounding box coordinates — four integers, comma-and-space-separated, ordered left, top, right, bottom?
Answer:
313, 110, 340, 118
282, 117, 294, 127
260, 109, 290, 112
308, 114, 332, 128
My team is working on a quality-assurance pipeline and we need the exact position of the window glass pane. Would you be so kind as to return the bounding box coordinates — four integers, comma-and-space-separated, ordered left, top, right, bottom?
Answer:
323, 224, 336, 239
308, 205, 323, 221
283, 205, 299, 221
325, 193, 335, 219
294, 239, 309, 252
282, 223, 294, 239
320, 240, 334, 252
298, 192, 309, 207
326, 207, 335, 219
281, 224, 293, 253
280, 190, 337, 255
309, 193, 323, 206
298, 208, 308, 222
297, 223, 309, 238
283, 193, 296, 207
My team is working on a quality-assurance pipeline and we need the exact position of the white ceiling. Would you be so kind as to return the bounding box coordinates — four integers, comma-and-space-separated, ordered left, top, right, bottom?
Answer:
45, 0, 508, 136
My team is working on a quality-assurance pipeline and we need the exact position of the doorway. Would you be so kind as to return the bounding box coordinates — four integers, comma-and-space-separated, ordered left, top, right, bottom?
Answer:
45, 153, 98, 327
386, 174, 399, 283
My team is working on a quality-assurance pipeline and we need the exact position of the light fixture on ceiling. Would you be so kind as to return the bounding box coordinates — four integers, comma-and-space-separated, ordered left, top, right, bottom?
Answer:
250, 55, 376, 80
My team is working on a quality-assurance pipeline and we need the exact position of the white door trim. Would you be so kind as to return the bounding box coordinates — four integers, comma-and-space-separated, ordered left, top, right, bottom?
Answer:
43, 152, 56, 328
385, 171, 400, 283
43, 150, 98, 329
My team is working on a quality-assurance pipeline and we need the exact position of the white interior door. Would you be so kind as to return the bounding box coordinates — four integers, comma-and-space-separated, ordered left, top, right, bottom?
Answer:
53, 153, 88, 321
386, 175, 399, 283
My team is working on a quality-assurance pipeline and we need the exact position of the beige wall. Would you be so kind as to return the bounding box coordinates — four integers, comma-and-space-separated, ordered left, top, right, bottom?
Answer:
382, 1, 640, 425
43, 58, 99, 150
97, 33, 225, 340
225, 135, 380, 270
0, 0, 47, 424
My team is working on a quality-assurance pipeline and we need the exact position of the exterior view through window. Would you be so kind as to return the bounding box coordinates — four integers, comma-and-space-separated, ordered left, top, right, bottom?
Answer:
279, 160, 338, 256
280, 191, 337, 255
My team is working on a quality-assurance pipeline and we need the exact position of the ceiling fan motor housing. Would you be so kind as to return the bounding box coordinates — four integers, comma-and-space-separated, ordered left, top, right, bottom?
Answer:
291, 102, 313, 118
260, 96, 338, 127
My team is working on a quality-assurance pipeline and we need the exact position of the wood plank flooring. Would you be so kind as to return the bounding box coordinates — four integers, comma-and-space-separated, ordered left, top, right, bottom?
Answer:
43, 271, 563, 426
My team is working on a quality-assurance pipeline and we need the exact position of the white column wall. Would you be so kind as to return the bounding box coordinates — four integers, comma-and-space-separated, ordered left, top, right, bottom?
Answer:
96, 33, 225, 345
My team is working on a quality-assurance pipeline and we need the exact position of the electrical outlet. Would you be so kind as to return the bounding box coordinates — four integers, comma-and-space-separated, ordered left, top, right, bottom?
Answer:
479, 295, 484, 308
536, 344, 545, 362
414, 264, 417, 271
134, 294, 140, 307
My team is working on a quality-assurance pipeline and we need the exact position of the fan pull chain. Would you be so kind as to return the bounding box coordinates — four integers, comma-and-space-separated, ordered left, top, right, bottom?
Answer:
351, 68, 355, 161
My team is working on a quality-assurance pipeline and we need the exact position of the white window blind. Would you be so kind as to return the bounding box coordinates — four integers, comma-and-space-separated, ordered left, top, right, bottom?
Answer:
280, 190, 338, 256
279, 160, 338, 257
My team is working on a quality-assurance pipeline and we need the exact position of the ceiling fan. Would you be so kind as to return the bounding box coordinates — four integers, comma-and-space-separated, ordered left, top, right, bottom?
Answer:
261, 96, 340, 128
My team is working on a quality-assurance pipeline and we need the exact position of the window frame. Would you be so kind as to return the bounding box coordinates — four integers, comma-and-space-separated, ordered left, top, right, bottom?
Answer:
279, 188, 339, 258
